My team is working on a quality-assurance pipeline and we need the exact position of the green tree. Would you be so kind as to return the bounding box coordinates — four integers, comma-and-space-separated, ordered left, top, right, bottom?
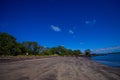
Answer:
17, 43, 27, 55
67, 49, 73, 56
57, 46, 68, 56
0, 32, 20, 56
22, 41, 40, 55
48, 47, 58, 55
85, 49, 91, 57
73, 50, 82, 57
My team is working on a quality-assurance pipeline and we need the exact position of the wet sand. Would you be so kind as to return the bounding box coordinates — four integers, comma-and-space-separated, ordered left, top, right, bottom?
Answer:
0, 57, 120, 80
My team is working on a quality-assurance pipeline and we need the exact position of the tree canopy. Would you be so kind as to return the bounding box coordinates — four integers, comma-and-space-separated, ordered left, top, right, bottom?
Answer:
0, 32, 90, 56
85, 49, 91, 57
0, 32, 19, 56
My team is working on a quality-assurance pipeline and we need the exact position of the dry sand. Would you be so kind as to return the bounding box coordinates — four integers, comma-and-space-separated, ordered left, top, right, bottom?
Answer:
0, 57, 120, 80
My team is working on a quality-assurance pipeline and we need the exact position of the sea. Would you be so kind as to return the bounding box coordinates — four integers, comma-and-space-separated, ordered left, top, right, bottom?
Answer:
92, 53, 120, 67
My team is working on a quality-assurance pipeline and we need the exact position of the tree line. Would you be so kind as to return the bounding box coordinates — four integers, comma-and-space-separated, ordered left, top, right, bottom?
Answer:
0, 32, 91, 56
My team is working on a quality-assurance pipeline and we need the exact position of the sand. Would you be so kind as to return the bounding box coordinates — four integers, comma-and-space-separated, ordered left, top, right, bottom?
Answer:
0, 57, 120, 80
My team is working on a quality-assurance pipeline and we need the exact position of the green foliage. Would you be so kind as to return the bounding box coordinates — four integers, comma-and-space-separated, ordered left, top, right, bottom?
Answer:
57, 46, 67, 56
85, 49, 91, 57
73, 50, 82, 57
0, 32, 85, 56
67, 49, 74, 56
0, 32, 19, 56
47, 47, 57, 55
22, 41, 41, 55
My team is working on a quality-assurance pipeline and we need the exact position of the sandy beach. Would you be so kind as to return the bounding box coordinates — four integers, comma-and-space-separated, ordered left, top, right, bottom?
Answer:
0, 57, 120, 80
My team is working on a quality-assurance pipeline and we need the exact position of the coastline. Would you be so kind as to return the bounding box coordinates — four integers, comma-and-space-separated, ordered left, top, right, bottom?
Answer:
0, 56, 120, 80
92, 53, 120, 67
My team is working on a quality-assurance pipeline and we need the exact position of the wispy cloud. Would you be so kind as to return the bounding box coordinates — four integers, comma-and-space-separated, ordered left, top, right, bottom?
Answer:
69, 30, 74, 34
93, 46, 120, 53
85, 19, 96, 25
80, 42, 84, 45
51, 25, 61, 32
85, 21, 91, 24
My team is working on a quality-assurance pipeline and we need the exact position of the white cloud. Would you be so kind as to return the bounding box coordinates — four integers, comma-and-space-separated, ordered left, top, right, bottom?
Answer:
85, 21, 90, 24
51, 25, 61, 32
85, 19, 96, 25
93, 46, 120, 53
69, 30, 74, 34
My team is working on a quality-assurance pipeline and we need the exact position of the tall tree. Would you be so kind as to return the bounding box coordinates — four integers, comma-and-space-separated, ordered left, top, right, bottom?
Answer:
85, 49, 91, 57
57, 46, 67, 56
0, 32, 19, 56
67, 49, 73, 56
73, 50, 82, 57
22, 41, 40, 55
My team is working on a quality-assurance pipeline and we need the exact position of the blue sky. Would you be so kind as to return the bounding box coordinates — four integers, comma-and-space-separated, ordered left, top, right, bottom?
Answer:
0, 0, 120, 51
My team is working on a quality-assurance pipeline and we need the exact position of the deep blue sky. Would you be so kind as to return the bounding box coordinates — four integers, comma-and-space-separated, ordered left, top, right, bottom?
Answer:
0, 0, 120, 51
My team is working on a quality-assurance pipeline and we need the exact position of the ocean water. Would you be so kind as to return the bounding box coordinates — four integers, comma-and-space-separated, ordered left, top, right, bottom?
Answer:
92, 53, 120, 67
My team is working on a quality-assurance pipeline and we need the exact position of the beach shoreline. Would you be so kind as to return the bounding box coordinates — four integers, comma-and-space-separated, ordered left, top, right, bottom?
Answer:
0, 56, 120, 80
